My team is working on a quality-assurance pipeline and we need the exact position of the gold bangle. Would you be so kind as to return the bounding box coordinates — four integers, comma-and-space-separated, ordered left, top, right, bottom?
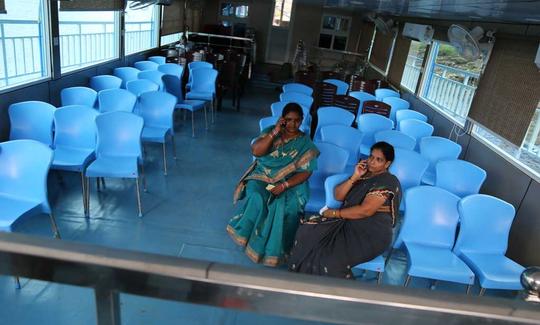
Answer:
332, 210, 336, 217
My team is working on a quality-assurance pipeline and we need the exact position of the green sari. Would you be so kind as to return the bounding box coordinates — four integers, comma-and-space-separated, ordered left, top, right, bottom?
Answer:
227, 127, 319, 266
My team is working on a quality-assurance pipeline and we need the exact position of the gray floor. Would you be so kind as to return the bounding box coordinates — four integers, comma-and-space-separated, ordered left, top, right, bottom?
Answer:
0, 85, 516, 325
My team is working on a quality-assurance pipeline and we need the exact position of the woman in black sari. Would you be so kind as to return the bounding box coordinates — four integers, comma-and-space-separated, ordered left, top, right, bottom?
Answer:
288, 142, 401, 279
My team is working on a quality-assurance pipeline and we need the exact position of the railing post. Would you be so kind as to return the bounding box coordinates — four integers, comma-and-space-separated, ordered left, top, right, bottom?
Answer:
0, 23, 11, 86
95, 286, 121, 325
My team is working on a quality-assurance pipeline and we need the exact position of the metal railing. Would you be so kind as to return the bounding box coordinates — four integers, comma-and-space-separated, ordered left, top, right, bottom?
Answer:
1, 232, 539, 325
522, 108, 540, 157
401, 55, 423, 92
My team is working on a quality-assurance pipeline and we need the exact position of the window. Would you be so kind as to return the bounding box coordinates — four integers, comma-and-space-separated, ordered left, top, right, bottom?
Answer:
160, 32, 182, 46
420, 41, 483, 124
58, 9, 119, 73
400, 41, 427, 92
220, 2, 249, 19
272, 0, 293, 27
0, 0, 50, 90
318, 15, 350, 51
124, 4, 159, 55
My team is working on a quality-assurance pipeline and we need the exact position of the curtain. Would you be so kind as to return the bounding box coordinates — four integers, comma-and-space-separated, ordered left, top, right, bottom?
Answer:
161, 0, 184, 35
369, 29, 395, 73
387, 32, 411, 88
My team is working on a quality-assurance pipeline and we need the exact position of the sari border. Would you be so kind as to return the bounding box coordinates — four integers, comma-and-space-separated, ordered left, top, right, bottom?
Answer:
245, 244, 281, 267
226, 225, 248, 247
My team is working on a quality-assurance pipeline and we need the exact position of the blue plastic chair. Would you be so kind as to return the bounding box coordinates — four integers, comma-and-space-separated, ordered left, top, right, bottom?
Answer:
401, 186, 475, 291
320, 125, 363, 170
162, 74, 207, 137
270, 101, 311, 132
374, 130, 416, 151
158, 63, 184, 78
52, 105, 99, 216
396, 110, 428, 129
0, 140, 60, 238
455, 195, 525, 295
280, 92, 314, 110
126, 79, 159, 97
89, 75, 122, 92
399, 119, 434, 150
323, 79, 349, 95
186, 68, 218, 123
435, 159, 487, 198
419, 136, 462, 185
314, 106, 355, 141
375, 88, 400, 101
138, 70, 165, 91
282, 83, 313, 96
60, 86, 97, 107
305, 142, 349, 212
259, 116, 278, 132
349, 91, 376, 119
98, 88, 137, 113
357, 113, 394, 157
8, 101, 56, 147
85, 112, 145, 217
114, 67, 140, 89
134, 60, 159, 71
187, 61, 213, 89
139, 91, 178, 175
148, 56, 166, 65
383, 97, 410, 124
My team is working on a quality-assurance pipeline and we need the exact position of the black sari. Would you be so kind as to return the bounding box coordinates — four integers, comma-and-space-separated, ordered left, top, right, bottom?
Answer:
287, 172, 401, 278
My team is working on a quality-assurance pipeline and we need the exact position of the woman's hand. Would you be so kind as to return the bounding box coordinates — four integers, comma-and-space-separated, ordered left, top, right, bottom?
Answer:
352, 159, 368, 179
272, 117, 285, 135
270, 182, 287, 196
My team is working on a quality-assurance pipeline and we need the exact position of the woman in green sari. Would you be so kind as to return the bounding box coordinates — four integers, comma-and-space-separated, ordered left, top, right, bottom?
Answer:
227, 103, 319, 266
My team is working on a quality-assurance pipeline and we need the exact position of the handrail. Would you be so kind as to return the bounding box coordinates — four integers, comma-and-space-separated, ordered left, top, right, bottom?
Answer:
0, 232, 539, 325
187, 31, 254, 43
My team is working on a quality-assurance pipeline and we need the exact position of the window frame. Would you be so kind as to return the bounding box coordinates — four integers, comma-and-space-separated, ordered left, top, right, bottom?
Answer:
318, 14, 351, 52
124, 3, 160, 56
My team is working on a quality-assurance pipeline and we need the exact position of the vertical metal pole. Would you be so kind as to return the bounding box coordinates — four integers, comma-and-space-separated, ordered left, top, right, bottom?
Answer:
95, 287, 121, 325
0, 24, 10, 86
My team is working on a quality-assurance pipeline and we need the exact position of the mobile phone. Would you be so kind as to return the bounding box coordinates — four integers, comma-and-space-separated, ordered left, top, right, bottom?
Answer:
280, 121, 286, 127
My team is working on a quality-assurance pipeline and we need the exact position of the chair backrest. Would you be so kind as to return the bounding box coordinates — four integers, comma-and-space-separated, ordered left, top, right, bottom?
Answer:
162, 74, 183, 101
134, 60, 159, 71
282, 83, 313, 96
113, 67, 140, 88
315, 106, 355, 140
138, 70, 164, 90
400, 186, 461, 248
399, 119, 434, 148
435, 159, 487, 198
323, 78, 349, 95
309, 142, 349, 190
389, 148, 429, 191
126, 79, 160, 97
98, 88, 137, 113
188, 61, 213, 71
357, 113, 394, 150
321, 71, 343, 80
54, 105, 98, 150
320, 125, 363, 166
60, 86, 97, 107
324, 173, 351, 208
89, 75, 122, 92
383, 97, 410, 123
455, 194, 516, 255
8, 101, 56, 146
294, 70, 316, 88
0, 140, 53, 213
148, 56, 166, 65
138, 91, 177, 130
419, 136, 462, 172
348, 91, 376, 115
95, 112, 143, 159
361, 100, 391, 118
191, 68, 218, 93
333, 95, 360, 116
280, 92, 313, 109
259, 116, 278, 132
374, 130, 416, 151
396, 110, 428, 129
375, 88, 400, 101
158, 63, 184, 78
318, 82, 337, 107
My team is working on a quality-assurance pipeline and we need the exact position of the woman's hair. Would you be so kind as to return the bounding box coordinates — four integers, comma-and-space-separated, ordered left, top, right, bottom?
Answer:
282, 102, 304, 118
371, 141, 395, 162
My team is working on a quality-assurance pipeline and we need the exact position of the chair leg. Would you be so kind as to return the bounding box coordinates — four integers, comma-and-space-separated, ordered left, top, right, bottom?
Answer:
191, 111, 196, 138
96, 177, 101, 192
204, 105, 208, 130
135, 178, 143, 217
171, 134, 177, 160
14, 276, 21, 289
101, 177, 106, 189
376, 272, 382, 285
404, 275, 411, 287
140, 163, 147, 192
80, 172, 87, 216
162, 142, 168, 176
479, 287, 486, 296
85, 177, 91, 217
466, 285, 472, 295
211, 99, 215, 124
49, 213, 61, 239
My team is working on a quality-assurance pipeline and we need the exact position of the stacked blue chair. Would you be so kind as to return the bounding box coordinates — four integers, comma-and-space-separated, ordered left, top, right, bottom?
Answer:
419, 136, 462, 185
357, 113, 394, 157
435, 159, 487, 198
280, 92, 313, 111
455, 195, 525, 295
383, 97, 410, 124
305, 142, 349, 212
138, 70, 165, 90
320, 125, 363, 172
89, 75, 122, 92
162, 74, 207, 137
187, 61, 213, 89
85, 112, 145, 217
270, 101, 311, 132
60, 86, 97, 107
282, 83, 313, 96
374, 130, 416, 151
323, 79, 348, 95
158, 63, 184, 78
126, 79, 159, 97
401, 186, 475, 292
349, 91, 376, 119
396, 110, 428, 129
134, 60, 159, 71
259, 116, 278, 132
139, 91, 178, 175
98, 88, 137, 113
186, 68, 218, 124
52, 105, 99, 216
399, 119, 434, 150
148, 56, 166, 65
375, 88, 400, 101
314, 106, 355, 141
114, 67, 140, 89
9, 101, 56, 147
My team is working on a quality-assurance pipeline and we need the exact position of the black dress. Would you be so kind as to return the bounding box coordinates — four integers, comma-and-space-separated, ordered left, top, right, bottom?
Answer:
287, 172, 401, 278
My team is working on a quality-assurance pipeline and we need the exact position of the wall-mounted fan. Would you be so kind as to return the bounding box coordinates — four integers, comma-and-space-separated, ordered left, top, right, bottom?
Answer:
447, 24, 485, 61
367, 13, 395, 35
